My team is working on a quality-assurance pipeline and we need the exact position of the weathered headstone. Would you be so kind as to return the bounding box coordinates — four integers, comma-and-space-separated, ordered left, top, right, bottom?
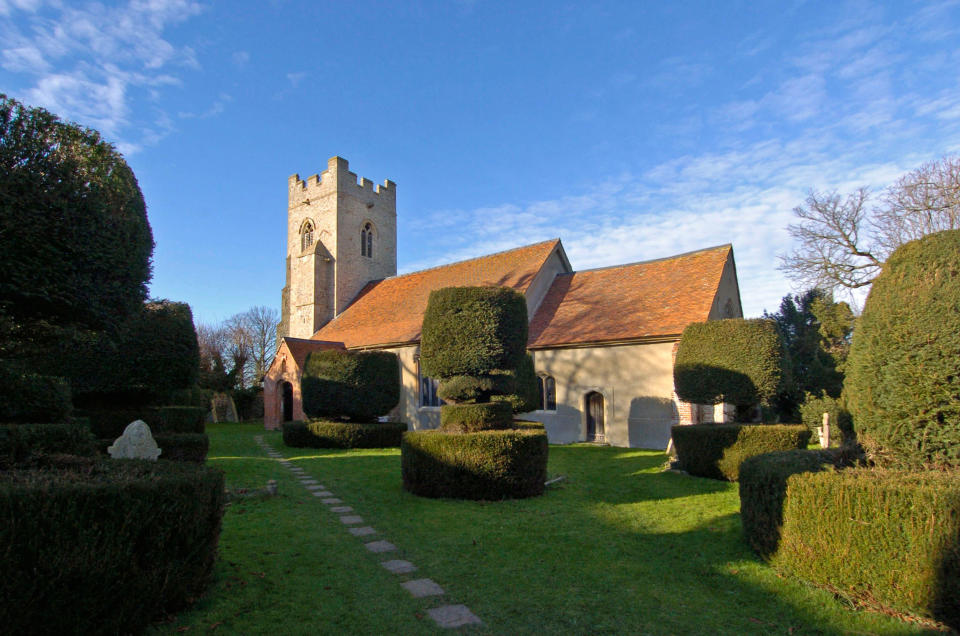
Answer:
108, 420, 162, 460
819, 412, 831, 449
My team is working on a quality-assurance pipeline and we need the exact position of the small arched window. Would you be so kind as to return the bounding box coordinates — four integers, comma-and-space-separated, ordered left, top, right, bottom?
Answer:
301, 220, 314, 252
538, 375, 556, 411
361, 222, 373, 258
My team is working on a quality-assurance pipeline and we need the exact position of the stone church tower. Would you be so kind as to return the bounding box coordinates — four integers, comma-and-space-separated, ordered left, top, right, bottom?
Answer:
278, 156, 397, 339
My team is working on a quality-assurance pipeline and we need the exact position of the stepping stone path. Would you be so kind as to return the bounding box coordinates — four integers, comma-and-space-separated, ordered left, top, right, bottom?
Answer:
252, 435, 483, 629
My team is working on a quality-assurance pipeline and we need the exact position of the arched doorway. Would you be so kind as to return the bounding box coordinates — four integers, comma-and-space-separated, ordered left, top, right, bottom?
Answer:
281, 381, 294, 422
585, 391, 605, 443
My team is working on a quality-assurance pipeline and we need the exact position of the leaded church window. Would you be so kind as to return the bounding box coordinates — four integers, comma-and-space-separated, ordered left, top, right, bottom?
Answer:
361, 222, 374, 258
301, 220, 314, 252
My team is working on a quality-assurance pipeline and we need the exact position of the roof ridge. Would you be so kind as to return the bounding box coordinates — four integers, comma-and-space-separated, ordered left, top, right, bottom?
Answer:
390, 238, 560, 280
566, 244, 731, 275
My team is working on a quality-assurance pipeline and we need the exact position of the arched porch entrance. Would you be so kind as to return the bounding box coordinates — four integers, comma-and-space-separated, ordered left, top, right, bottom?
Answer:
281, 381, 294, 422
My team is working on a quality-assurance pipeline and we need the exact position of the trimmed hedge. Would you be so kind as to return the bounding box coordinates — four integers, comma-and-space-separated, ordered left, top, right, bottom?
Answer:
671, 424, 812, 481
301, 349, 399, 422
82, 405, 206, 439
494, 353, 539, 414
799, 392, 852, 444
0, 459, 225, 635
0, 422, 96, 467
439, 402, 513, 433
282, 420, 407, 449
772, 469, 960, 629
845, 230, 960, 469
401, 428, 548, 499
419, 286, 528, 378
436, 373, 515, 403
738, 449, 840, 558
0, 367, 72, 424
116, 301, 200, 399
674, 318, 784, 407
95, 433, 209, 463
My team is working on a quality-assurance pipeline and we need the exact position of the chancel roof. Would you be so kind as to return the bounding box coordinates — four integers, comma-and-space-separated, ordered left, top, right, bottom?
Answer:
527, 245, 734, 348
311, 239, 561, 348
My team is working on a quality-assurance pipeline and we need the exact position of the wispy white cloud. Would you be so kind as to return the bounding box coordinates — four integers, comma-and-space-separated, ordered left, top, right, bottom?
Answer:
0, 0, 204, 151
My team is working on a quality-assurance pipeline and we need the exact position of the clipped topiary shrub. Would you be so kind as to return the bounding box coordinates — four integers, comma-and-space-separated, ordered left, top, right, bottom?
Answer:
154, 433, 209, 463
0, 459, 225, 635
493, 353, 540, 414
845, 230, 960, 469
282, 420, 406, 449
0, 422, 96, 467
436, 373, 515, 403
439, 402, 513, 433
301, 349, 399, 422
402, 428, 548, 499
154, 405, 206, 434
674, 318, 784, 410
671, 424, 811, 481
0, 366, 72, 424
799, 392, 852, 445
772, 469, 960, 629
738, 449, 840, 559
116, 301, 200, 400
419, 286, 528, 379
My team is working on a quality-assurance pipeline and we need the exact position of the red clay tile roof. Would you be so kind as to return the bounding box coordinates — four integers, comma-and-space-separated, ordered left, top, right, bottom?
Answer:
281, 337, 344, 366
528, 245, 732, 348
311, 239, 561, 348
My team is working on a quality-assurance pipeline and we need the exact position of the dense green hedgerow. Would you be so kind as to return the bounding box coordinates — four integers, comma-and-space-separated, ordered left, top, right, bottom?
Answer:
83, 405, 206, 439
419, 287, 528, 379
116, 301, 200, 399
401, 428, 548, 499
845, 230, 960, 469
0, 459, 225, 635
282, 420, 407, 449
0, 422, 96, 467
738, 449, 841, 558
772, 469, 960, 629
154, 433, 209, 463
0, 368, 72, 424
671, 424, 811, 481
674, 318, 784, 408
439, 402, 513, 433
301, 349, 399, 422
799, 392, 853, 445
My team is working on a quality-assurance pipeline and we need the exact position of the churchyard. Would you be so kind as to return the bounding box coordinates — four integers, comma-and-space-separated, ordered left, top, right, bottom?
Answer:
149, 421, 936, 634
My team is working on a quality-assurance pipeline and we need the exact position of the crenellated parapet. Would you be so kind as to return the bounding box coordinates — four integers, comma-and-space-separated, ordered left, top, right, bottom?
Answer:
288, 156, 395, 208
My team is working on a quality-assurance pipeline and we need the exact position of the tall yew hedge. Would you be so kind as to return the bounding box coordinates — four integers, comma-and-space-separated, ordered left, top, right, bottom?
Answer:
673, 318, 784, 409
845, 230, 960, 469
301, 349, 399, 422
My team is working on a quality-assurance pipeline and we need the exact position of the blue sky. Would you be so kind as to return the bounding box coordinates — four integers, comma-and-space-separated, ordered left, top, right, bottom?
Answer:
2, 0, 960, 323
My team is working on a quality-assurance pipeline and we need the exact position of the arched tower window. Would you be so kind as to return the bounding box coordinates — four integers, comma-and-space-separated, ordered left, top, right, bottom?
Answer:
361, 222, 374, 258
301, 220, 314, 252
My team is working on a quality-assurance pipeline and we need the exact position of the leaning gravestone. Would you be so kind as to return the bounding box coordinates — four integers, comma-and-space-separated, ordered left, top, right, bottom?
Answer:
108, 420, 162, 460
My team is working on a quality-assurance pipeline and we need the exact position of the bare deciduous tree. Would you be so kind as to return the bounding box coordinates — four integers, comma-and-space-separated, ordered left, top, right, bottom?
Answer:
780, 157, 960, 293
244, 305, 280, 384
197, 306, 279, 390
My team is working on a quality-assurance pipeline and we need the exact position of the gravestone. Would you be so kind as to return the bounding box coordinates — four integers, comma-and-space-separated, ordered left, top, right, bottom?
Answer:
108, 420, 162, 460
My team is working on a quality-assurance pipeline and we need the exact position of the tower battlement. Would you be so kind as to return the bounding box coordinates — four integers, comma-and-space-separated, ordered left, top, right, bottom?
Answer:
288, 156, 395, 207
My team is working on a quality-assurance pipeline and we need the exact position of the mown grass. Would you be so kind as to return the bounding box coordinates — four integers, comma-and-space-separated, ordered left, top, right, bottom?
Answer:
152, 422, 939, 635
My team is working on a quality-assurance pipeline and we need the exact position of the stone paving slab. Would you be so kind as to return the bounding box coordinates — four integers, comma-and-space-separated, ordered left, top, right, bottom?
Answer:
305, 485, 324, 491
313, 491, 334, 497
364, 540, 396, 553
300, 478, 318, 484
320, 497, 342, 503
381, 559, 416, 574
427, 605, 482, 628
402, 578, 444, 598
348, 526, 377, 537
339, 515, 363, 525
329, 506, 353, 513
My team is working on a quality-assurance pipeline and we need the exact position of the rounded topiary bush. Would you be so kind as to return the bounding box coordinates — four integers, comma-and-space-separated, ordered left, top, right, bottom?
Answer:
845, 230, 960, 469
674, 318, 784, 410
439, 402, 513, 433
301, 349, 399, 422
419, 286, 528, 379
401, 428, 548, 499
283, 420, 406, 449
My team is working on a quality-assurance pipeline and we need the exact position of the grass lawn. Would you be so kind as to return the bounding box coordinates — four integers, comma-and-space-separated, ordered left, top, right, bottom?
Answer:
151, 422, 939, 635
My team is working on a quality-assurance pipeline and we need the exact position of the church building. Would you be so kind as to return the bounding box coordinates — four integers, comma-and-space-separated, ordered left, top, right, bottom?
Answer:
264, 156, 743, 449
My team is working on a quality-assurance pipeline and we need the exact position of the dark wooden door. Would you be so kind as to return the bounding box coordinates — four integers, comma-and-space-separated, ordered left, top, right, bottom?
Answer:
585, 391, 605, 442
282, 382, 294, 422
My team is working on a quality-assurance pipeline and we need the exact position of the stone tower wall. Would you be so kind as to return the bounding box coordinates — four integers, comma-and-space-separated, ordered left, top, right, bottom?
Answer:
280, 156, 396, 339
